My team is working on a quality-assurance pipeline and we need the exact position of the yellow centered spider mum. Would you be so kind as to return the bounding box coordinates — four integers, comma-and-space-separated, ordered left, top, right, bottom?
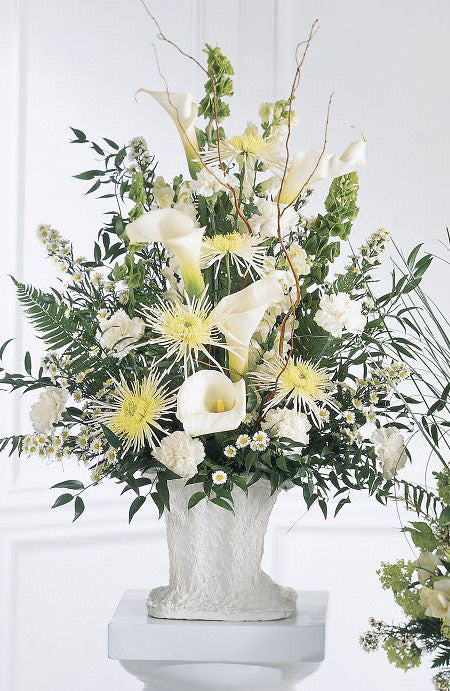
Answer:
250, 355, 336, 425
140, 292, 229, 376
92, 369, 175, 453
201, 232, 267, 277
201, 132, 285, 171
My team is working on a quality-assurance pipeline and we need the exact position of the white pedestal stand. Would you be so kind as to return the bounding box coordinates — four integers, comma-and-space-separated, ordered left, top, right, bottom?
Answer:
108, 590, 328, 691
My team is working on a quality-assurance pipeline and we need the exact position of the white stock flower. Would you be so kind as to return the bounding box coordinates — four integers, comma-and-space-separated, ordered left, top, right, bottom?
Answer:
419, 579, 450, 619
153, 431, 205, 479
278, 138, 367, 205
371, 427, 407, 479
98, 309, 145, 358
249, 198, 298, 239
138, 90, 200, 176
176, 370, 246, 437
126, 208, 205, 298
414, 552, 442, 585
314, 292, 365, 337
262, 407, 311, 452
30, 387, 69, 434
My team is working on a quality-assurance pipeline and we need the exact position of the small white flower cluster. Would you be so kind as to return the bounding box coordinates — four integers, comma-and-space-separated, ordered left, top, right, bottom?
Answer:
23, 429, 70, 461
370, 362, 410, 391
223, 430, 270, 458
128, 136, 152, 166
37, 224, 72, 273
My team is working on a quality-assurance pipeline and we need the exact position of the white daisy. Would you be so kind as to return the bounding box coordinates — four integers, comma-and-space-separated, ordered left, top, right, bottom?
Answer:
224, 445, 237, 458
236, 434, 251, 449
212, 470, 228, 485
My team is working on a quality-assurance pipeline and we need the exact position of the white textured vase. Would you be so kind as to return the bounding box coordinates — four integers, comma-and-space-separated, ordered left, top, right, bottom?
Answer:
147, 478, 297, 621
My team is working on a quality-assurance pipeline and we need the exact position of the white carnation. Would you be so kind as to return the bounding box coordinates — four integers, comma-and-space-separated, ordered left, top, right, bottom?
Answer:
189, 167, 232, 197
153, 431, 205, 478
98, 309, 145, 358
30, 387, 68, 434
249, 199, 298, 239
262, 407, 311, 452
371, 427, 407, 479
314, 292, 365, 337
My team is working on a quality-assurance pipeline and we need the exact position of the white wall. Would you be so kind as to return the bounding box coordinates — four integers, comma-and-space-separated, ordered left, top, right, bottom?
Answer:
1, 1, 449, 689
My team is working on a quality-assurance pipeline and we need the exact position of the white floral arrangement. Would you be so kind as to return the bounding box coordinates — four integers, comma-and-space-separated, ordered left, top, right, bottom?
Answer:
0, 25, 429, 522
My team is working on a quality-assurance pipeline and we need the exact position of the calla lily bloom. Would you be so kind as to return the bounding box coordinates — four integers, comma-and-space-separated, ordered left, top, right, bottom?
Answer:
139, 90, 200, 177
126, 208, 205, 298
176, 370, 246, 437
212, 273, 285, 380
278, 138, 367, 205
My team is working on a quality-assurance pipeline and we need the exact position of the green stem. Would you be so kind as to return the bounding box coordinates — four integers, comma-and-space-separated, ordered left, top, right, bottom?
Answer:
225, 253, 231, 294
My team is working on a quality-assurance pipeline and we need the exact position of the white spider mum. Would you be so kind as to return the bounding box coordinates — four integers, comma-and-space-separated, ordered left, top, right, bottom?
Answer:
201, 131, 285, 172
140, 292, 228, 375
201, 232, 267, 277
250, 355, 336, 425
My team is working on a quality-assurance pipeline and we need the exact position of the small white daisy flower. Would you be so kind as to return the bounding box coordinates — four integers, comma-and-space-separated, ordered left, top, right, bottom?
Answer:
369, 392, 379, 404
212, 470, 228, 485
90, 438, 103, 454
252, 430, 270, 446
224, 445, 237, 458
236, 434, 251, 449
344, 411, 356, 424
318, 408, 330, 423
352, 398, 363, 410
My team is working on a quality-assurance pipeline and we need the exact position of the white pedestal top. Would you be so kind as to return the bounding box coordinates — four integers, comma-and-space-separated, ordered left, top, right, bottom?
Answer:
108, 590, 328, 665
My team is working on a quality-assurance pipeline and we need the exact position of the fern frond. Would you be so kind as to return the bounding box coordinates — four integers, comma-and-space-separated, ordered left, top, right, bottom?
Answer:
12, 278, 77, 351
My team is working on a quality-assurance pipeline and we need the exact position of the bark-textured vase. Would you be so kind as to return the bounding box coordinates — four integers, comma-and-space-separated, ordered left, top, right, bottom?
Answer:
147, 479, 297, 621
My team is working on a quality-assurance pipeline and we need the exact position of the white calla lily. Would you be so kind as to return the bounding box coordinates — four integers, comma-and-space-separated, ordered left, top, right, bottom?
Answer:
176, 370, 246, 437
213, 273, 285, 380
139, 90, 200, 177
278, 138, 367, 205
126, 208, 205, 297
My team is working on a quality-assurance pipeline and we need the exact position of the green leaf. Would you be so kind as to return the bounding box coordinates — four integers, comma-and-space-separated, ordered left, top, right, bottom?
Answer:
104, 137, 119, 150
24, 351, 32, 375
188, 491, 206, 510
440, 507, 450, 526
231, 475, 248, 494
407, 244, 423, 269
52, 493, 73, 508
334, 496, 351, 517
210, 496, 234, 512
73, 496, 85, 522
0, 338, 14, 360
101, 425, 121, 449
70, 127, 87, 142
129, 495, 146, 523
51, 480, 84, 490
246, 388, 257, 413
73, 170, 104, 180
114, 148, 127, 168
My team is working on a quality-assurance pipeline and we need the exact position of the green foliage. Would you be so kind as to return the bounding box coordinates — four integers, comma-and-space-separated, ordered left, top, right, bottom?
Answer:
302, 173, 359, 289
198, 44, 234, 139
382, 637, 422, 671
13, 278, 78, 351
378, 560, 425, 619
